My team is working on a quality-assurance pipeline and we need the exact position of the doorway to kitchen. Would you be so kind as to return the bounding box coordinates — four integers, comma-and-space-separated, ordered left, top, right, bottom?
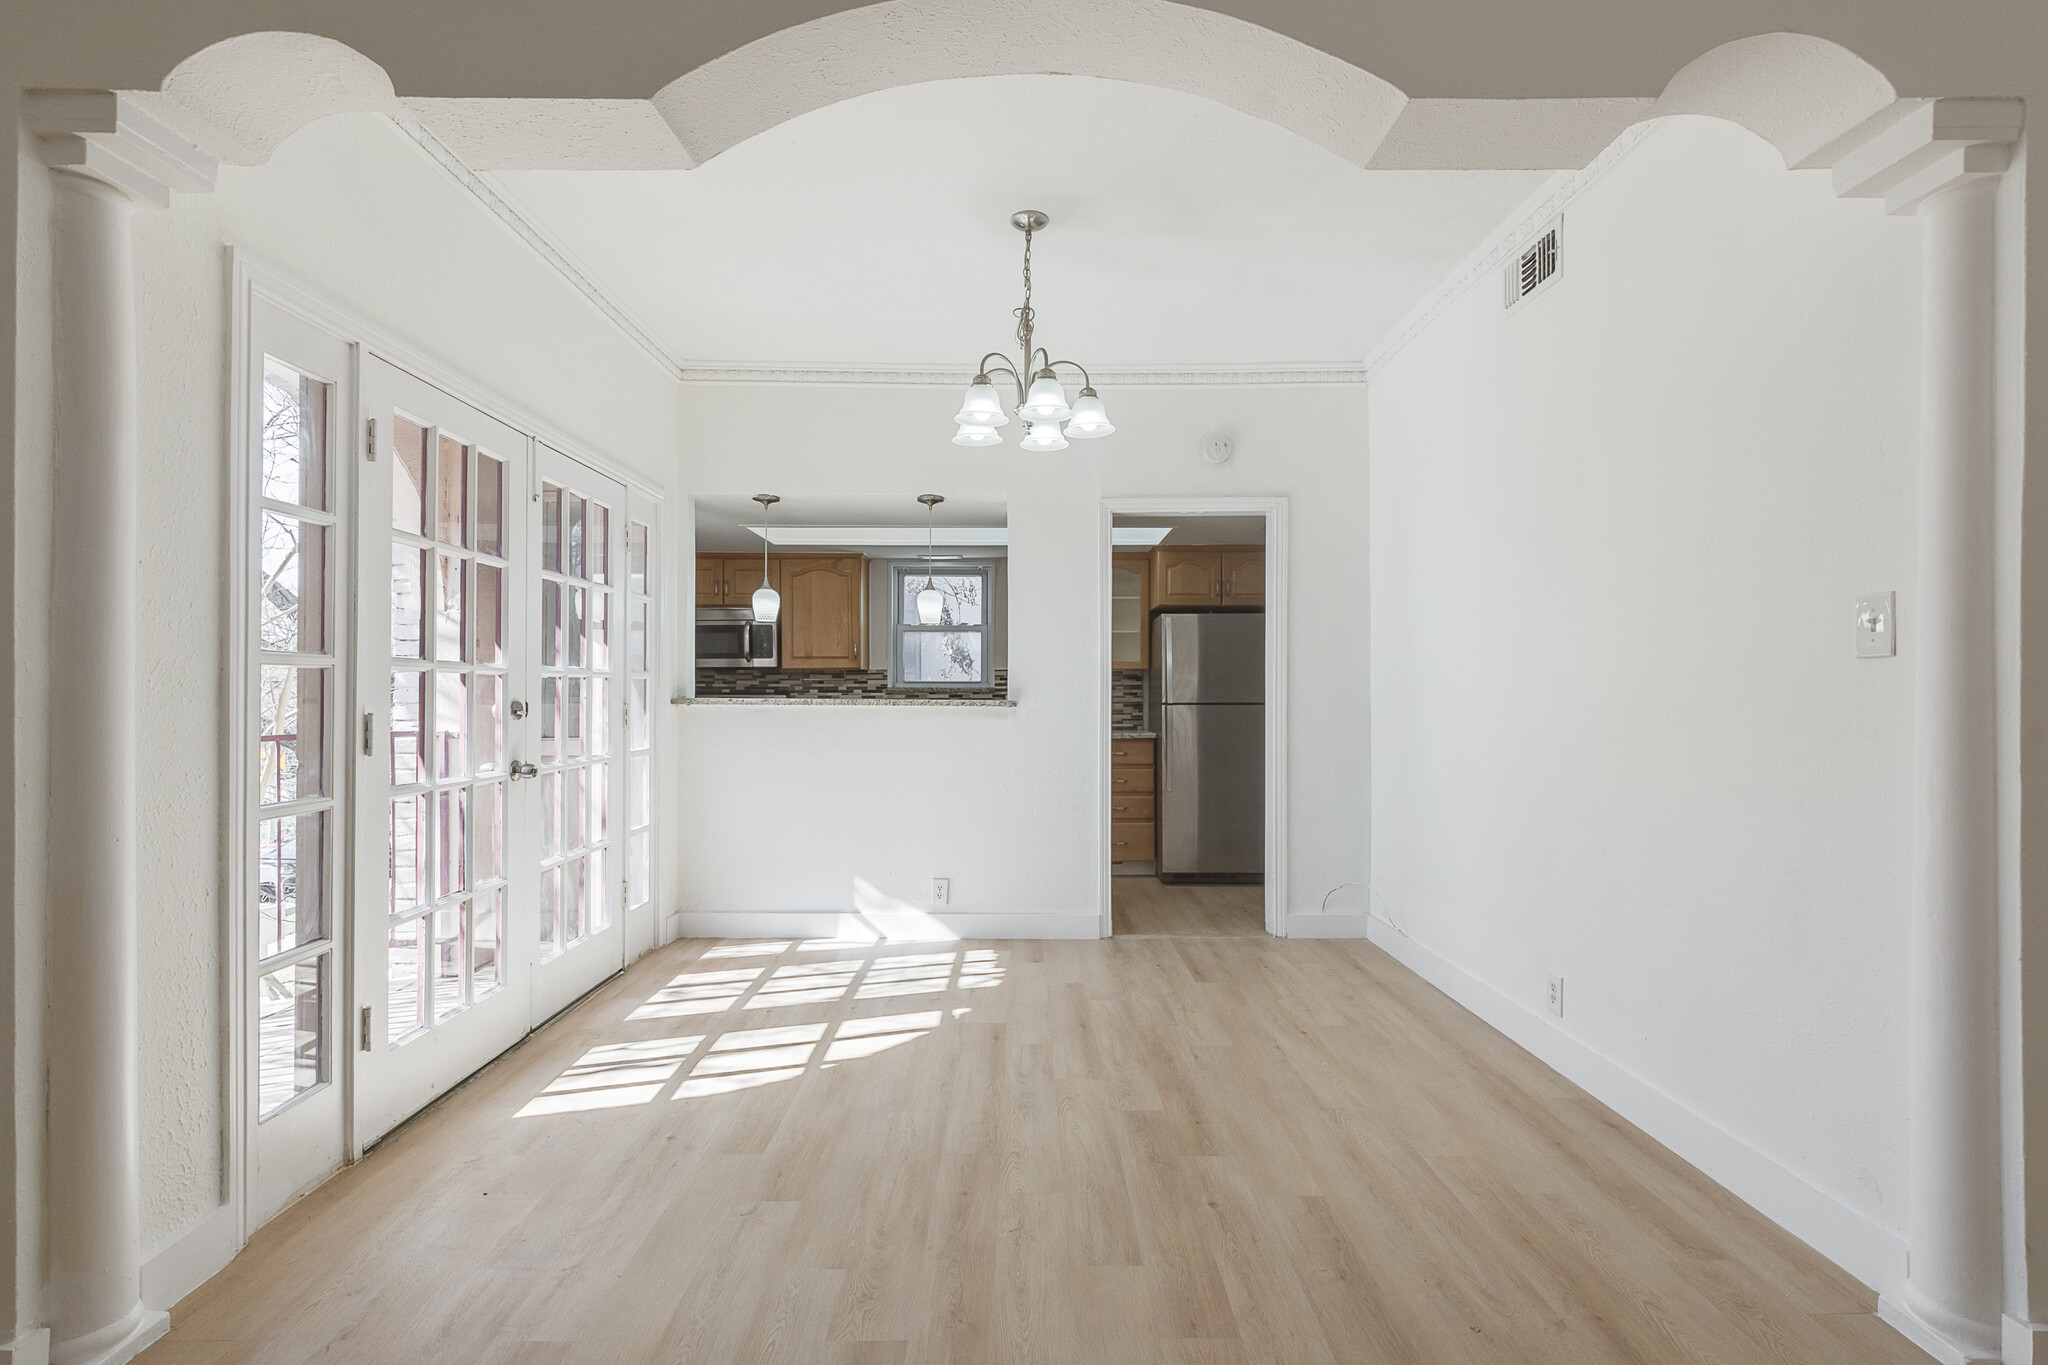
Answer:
1100, 498, 1287, 937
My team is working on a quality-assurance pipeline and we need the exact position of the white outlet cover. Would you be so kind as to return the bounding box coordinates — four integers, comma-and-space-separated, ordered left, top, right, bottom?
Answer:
931, 877, 950, 906
1856, 591, 1896, 658
1546, 975, 1565, 1018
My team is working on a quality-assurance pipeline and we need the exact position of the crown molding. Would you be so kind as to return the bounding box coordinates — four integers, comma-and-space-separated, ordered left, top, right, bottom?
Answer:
673, 364, 1367, 387
1362, 119, 1660, 382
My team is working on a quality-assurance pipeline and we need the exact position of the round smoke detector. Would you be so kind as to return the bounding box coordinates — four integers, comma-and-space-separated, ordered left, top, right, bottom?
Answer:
1202, 433, 1235, 465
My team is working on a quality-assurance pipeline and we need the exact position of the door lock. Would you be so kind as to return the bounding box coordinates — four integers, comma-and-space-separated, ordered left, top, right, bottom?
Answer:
510, 760, 538, 779
510, 699, 529, 719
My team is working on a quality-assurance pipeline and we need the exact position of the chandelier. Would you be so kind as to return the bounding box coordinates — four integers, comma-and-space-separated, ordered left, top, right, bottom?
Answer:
952, 210, 1115, 451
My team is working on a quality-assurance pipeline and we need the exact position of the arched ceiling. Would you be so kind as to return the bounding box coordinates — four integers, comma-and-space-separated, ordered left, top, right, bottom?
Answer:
483, 74, 1554, 369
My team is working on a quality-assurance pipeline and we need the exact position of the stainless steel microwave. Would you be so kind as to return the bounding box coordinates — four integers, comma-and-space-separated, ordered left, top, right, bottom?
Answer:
696, 606, 778, 668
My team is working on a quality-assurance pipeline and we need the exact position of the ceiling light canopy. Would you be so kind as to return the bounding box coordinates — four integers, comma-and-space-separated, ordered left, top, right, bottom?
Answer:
953, 211, 1115, 451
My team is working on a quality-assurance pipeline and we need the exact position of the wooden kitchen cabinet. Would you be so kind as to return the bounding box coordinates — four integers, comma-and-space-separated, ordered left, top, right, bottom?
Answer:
779, 555, 868, 669
1110, 737, 1156, 864
1111, 553, 1152, 670
1150, 546, 1265, 607
695, 553, 780, 608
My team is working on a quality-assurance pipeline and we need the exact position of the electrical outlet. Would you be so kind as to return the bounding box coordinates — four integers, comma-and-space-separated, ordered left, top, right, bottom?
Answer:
932, 878, 950, 906
1546, 975, 1565, 1018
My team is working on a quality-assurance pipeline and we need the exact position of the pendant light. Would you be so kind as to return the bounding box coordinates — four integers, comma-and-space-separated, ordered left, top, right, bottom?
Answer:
750, 494, 781, 623
916, 494, 945, 625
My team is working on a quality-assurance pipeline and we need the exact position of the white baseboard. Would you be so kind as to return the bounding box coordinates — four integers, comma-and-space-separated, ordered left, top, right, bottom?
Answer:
142, 1202, 240, 1311
1284, 913, 1370, 938
2004, 1314, 2048, 1364
1876, 1295, 1999, 1364
1363, 915, 1908, 1297
672, 910, 1102, 941
0, 1329, 49, 1365
45, 1310, 166, 1365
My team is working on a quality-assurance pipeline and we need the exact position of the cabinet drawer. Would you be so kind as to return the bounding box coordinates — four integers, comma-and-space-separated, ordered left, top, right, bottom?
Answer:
1107, 793, 1155, 822
1109, 766, 1155, 794
1110, 738, 1155, 767
1110, 821, 1156, 863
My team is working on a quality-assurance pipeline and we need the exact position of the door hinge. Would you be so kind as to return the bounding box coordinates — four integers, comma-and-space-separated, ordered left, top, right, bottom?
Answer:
360, 1005, 373, 1051
362, 712, 374, 757
366, 417, 378, 459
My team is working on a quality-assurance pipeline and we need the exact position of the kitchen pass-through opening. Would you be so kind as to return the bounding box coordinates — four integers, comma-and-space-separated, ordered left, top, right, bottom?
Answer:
1102, 500, 1285, 938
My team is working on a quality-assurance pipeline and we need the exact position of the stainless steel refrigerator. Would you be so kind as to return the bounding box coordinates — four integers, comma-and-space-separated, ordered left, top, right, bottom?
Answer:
1149, 611, 1264, 880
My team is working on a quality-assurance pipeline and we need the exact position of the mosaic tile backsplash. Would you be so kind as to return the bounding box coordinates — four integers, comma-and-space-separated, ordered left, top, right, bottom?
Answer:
1112, 671, 1147, 732
698, 668, 1009, 701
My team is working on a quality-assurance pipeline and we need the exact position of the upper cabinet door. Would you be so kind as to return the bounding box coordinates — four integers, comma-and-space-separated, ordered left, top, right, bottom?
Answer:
1219, 549, 1265, 605
1111, 553, 1152, 669
695, 554, 723, 606
724, 553, 778, 608
1153, 548, 1220, 607
781, 555, 867, 668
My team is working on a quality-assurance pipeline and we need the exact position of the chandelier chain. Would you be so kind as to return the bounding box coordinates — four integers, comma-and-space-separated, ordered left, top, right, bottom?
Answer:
1013, 226, 1035, 365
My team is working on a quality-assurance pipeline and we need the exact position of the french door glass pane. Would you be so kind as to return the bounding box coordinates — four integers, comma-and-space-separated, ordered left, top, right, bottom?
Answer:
391, 671, 424, 785
260, 514, 327, 653
476, 453, 504, 556
629, 754, 649, 829
390, 795, 426, 913
473, 565, 504, 665
629, 601, 648, 673
542, 581, 560, 667
391, 547, 426, 659
258, 665, 326, 804
589, 591, 609, 670
540, 867, 561, 958
261, 359, 328, 510
587, 849, 607, 932
628, 679, 648, 750
542, 486, 561, 572
589, 504, 609, 583
541, 773, 561, 857
472, 674, 502, 776
629, 522, 648, 595
434, 671, 469, 780
540, 677, 559, 761
257, 956, 324, 1118
433, 904, 466, 1021
589, 762, 608, 842
472, 890, 502, 996
477, 781, 504, 881
388, 917, 425, 1043
435, 555, 466, 661
566, 496, 585, 579
588, 679, 608, 757
258, 811, 325, 957
392, 418, 427, 535
436, 788, 468, 899
436, 434, 468, 548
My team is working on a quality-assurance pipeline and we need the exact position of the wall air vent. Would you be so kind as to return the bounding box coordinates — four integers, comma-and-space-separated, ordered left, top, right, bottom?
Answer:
1503, 218, 1561, 313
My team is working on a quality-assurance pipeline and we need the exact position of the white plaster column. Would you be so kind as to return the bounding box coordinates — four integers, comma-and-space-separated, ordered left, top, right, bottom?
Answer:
1833, 98, 2021, 1365
23, 94, 216, 1365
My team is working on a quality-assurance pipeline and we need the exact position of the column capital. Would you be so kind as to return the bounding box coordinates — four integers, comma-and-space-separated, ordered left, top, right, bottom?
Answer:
24, 90, 216, 210
1832, 97, 2022, 215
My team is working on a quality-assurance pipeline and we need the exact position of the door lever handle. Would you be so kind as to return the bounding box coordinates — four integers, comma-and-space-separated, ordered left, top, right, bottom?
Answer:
510, 761, 538, 779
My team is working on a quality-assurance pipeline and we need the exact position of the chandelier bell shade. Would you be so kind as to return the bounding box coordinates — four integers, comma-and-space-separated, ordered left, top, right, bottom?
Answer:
750, 494, 781, 624
952, 211, 1114, 449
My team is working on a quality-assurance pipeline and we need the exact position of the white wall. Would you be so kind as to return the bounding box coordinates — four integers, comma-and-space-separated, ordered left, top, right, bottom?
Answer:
674, 381, 1369, 928
14, 111, 681, 1254
1368, 116, 1922, 1280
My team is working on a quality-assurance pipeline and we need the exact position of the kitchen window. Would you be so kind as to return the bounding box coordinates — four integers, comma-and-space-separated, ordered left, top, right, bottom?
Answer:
890, 562, 993, 688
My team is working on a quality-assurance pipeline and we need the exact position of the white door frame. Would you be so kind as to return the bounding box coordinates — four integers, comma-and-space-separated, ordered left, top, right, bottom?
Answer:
1099, 496, 1289, 938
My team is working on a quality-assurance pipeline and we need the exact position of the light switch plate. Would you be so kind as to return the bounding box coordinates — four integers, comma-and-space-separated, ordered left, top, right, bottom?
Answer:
1856, 591, 1896, 658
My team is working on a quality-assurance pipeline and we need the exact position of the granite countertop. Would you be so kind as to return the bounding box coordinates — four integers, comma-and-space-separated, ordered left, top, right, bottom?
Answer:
1112, 730, 1157, 739
675, 696, 1016, 708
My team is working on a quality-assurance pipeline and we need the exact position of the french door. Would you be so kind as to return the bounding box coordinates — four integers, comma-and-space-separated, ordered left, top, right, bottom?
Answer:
352, 361, 627, 1147
529, 444, 627, 1022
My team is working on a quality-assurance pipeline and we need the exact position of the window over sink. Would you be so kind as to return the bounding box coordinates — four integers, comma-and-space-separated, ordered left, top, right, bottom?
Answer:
889, 562, 993, 688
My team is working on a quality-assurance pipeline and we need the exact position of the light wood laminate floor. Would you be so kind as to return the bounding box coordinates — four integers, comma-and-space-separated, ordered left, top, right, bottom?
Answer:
142, 934, 1925, 1365
1112, 876, 1265, 937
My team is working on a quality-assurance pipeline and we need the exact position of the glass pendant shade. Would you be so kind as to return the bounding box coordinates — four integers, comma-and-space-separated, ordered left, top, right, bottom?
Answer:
953, 381, 1009, 427
1065, 388, 1115, 438
751, 584, 781, 623
1019, 421, 1069, 452
916, 584, 944, 625
1019, 374, 1073, 423
952, 423, 1003, 448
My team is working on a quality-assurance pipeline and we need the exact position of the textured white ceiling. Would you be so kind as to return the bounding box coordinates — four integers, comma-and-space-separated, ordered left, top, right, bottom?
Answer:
487, 74, 1551, 369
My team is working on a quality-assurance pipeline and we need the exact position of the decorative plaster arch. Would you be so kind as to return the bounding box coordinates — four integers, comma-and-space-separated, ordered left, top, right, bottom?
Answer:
650, 0, 1406, 169
128, 32, 402, 166
1647, 33, 1900, 169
